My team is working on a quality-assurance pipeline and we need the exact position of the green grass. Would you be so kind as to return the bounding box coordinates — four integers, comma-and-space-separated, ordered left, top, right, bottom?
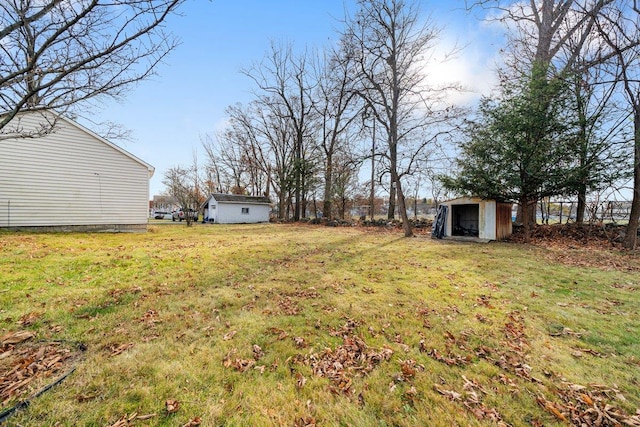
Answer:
1, 223, 639, 426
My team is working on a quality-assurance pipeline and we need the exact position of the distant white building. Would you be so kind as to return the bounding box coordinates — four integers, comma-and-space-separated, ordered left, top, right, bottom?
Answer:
201, 193, 271, 224
0, 110, 154, 231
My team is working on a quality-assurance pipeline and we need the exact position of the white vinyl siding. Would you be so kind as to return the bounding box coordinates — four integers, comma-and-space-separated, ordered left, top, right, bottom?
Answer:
0, 112, 152, 228
205, 200, 269, 224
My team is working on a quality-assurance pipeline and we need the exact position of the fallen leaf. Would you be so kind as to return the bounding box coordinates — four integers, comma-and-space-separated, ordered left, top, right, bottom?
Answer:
182, 417, 202, 427
17, 312, 42, 326
580, 393, 594, 406
294, 416, 316, 427
223, 330, 237, 340
109, 415, 128, 427
252, 344, 264, 360
433, 384, 462, 401
1, 330, 35, 345
109, 343, 134, 357
165, 398, 180, 414
295, 372, 307, 389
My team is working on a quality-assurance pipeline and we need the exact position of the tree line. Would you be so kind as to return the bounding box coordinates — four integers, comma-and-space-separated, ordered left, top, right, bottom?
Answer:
168, 0, 640, 246
164, 0, 465, 237
3, 0, 640, 247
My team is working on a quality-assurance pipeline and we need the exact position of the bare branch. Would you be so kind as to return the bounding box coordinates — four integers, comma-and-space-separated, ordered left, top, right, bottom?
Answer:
0, 0, 183, 134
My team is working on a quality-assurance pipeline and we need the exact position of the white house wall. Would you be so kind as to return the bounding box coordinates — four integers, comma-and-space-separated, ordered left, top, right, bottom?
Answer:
0, 113, 151, 228
216, 202, 269, 224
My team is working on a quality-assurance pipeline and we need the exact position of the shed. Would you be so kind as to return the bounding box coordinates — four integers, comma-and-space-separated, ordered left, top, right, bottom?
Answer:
202, 193, 271, 224
0, 110, 154, 231
432, 197, 512, 241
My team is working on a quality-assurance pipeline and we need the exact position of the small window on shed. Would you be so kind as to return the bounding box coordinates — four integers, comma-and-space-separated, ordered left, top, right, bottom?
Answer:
241, 207, 249, 214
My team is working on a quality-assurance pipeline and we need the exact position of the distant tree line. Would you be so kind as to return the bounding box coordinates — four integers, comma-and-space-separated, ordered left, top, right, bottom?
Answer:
165, 0, 464, 236
163, 0, 640, 247
3, 0, 640, 245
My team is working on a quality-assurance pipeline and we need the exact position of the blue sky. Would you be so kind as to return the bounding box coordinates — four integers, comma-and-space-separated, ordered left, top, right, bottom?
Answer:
88, 1, 502, 197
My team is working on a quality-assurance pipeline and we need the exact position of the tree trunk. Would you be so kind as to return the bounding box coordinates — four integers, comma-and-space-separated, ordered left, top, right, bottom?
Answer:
576, 187, 586, 224
393, 170, 412, 237
518, 197, 537, 242
516, 200, 536, 226
520, 197, 533, 242
323, 154, 333, 219
623, 111, 640, 249
388, 179, 396, 220
389, 129, 412, 236
278, 192, 286, 220
293, 140, 302, 221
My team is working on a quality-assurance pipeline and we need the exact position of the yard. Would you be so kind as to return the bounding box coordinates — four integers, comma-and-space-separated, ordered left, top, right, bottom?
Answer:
1, 224, 639, 426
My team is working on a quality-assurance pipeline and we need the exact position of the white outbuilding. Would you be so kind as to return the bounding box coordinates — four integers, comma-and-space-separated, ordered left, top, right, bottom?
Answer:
201, 193, 271, 224
0, 110, 154, 231
432, 197, 512, 241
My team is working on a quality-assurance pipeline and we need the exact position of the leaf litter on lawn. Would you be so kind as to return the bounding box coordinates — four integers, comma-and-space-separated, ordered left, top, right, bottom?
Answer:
1, 330, 82, 410
291, 319, 393, 395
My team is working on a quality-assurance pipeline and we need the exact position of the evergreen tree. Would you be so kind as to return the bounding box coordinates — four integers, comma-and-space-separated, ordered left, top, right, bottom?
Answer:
444, 65, 578, 239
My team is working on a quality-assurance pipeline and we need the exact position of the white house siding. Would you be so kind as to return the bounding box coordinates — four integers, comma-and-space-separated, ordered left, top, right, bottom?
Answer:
202, 194, 270, 224
215, 202, 269, 224
0, 112, 153, 230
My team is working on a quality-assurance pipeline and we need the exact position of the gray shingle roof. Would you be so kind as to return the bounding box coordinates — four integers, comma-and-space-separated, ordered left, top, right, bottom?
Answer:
210, 193, 271, 205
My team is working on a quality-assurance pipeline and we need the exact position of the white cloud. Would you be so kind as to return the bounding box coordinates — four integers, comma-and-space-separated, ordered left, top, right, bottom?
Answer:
416, 29, 503, 107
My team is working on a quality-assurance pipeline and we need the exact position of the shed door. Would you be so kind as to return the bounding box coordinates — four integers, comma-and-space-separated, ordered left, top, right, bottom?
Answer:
432, 205, 448, 239
451, 204, 479, 237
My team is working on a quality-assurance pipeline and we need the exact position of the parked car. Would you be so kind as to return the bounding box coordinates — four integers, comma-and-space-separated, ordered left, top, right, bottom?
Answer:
154, 211, 170, 219
172, 208, 198, 222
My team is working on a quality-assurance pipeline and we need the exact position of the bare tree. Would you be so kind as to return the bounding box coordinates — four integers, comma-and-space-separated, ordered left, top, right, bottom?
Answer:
332, 151, 361, 220
162, 151, 205, 226
162, 165, 199, 227
224, 101, 295, 220
242, 41, 316, 221
202, 132, 247, 194
344, 0, 461, 237
313, 40, 361, 219
594, 2, 640, 248
0, 0, 182, 136
467, 0, 613, 74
